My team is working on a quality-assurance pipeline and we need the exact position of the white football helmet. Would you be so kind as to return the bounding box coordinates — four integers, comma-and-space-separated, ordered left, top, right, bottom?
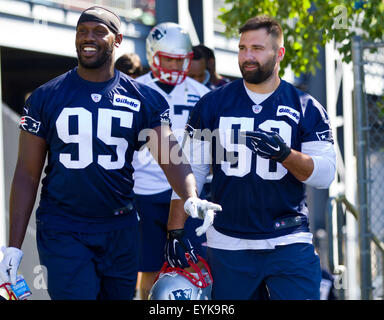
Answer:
146, 22, 193, 85
149, 254, 213, 300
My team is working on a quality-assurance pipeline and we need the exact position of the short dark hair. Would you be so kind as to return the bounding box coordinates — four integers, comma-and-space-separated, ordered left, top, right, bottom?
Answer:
115, 53, 143, 78
195, 44, 215, 61
192, 46, 205, 61
239, 15, 283, 47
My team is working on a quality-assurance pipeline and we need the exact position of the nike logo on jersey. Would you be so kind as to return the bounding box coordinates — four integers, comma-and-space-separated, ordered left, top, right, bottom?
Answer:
113, 94, 141, 111
276, 105, 300, 124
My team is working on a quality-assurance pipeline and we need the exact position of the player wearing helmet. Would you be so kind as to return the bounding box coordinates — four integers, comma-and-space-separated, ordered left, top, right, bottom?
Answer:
145, 22, 193, 85
132, 22, 211, 300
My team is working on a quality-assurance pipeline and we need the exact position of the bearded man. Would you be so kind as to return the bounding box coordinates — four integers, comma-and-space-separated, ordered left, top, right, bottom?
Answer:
165, 15, 336, 300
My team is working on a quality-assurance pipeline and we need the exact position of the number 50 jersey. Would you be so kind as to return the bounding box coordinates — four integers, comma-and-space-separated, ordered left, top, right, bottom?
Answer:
20, 68, 170, 232
187, 79, 334, 241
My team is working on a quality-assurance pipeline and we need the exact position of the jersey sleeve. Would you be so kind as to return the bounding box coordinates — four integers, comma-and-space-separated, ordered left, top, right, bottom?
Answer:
175, 94, 212, 199
185, 94, 211, 138
19, 89, 47, 139
299, 95, 336, 189
144, 89, 171, 129
299, 96, 334, 144
134, 84, 171, 151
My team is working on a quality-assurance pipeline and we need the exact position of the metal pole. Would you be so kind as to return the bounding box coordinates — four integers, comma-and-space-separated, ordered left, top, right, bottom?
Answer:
326, 198, 336, 273
351, 36, 373, 300
336, 202, 345, 300
0, 48, 7, 249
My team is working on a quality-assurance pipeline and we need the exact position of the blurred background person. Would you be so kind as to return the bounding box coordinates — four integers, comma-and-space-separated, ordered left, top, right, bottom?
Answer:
195, 44, 231, 89
115, 52, 144, 79
188, 46, 213, 88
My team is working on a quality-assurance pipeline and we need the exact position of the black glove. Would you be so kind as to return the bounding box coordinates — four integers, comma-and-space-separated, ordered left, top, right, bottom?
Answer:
241, 129, 291, 162
164, 229, 198, 268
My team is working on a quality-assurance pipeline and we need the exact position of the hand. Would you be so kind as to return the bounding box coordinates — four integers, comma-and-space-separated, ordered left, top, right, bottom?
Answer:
241, 129, 291, 163
184, 197, 222, 236
0, 247, 24, 285
164, 229, 198, 268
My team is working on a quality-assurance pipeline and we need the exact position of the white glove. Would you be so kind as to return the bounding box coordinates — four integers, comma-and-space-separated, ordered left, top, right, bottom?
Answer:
0, 247, 24, 285
184, 197, 222, 236
195, 209, 215, 237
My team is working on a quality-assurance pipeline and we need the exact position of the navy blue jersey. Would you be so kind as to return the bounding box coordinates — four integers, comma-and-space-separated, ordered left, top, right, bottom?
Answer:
21, 68, 170, 232
187, 79, 333, 239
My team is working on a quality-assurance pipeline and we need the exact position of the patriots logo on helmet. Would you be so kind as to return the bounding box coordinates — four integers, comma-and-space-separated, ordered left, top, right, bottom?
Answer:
152, 28, 166, 41
20, 116, 41, 133
146, 22, 192, 85
171, 288, 192, 300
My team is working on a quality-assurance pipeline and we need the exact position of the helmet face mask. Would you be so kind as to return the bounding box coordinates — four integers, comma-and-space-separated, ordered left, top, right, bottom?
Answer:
149, 254, 213, 300
0, 283, 17, 300
146, 22, 193, 85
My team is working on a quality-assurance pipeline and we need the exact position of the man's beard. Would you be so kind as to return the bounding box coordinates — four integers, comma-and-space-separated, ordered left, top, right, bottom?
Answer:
239, 53, 277, 84
77, 46, 113, 69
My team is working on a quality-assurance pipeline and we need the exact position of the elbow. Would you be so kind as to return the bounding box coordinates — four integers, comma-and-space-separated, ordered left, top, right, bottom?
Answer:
303, 156, 336, 189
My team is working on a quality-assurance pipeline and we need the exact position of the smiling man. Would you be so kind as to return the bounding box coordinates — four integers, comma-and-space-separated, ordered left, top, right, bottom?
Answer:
76, 6, 122, 78
0, 7, 221, 300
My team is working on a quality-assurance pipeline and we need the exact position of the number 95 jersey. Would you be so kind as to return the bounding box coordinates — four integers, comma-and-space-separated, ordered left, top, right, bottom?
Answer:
20, 68, 170, 230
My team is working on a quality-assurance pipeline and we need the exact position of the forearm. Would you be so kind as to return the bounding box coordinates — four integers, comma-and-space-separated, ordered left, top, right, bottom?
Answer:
148, 125, 198, 202
8, 131, 46, 249
167, 199, 189, 230
159, 159, 198, 202
301, 141, 336, 189
282, 149, 314, 181
9, 166, 40, 248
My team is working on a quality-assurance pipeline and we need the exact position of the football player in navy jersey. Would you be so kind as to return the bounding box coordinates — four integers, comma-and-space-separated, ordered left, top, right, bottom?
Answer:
0, 6, 221, 300
166, 15, 336, 300
131, 22, 211, 300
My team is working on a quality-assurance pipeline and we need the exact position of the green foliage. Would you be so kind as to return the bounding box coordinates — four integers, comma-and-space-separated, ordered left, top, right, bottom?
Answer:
218, 0, 384, 77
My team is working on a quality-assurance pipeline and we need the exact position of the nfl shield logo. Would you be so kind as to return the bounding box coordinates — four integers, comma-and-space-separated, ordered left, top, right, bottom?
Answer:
252, 104, 263, 114
91, 93, 102, 103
